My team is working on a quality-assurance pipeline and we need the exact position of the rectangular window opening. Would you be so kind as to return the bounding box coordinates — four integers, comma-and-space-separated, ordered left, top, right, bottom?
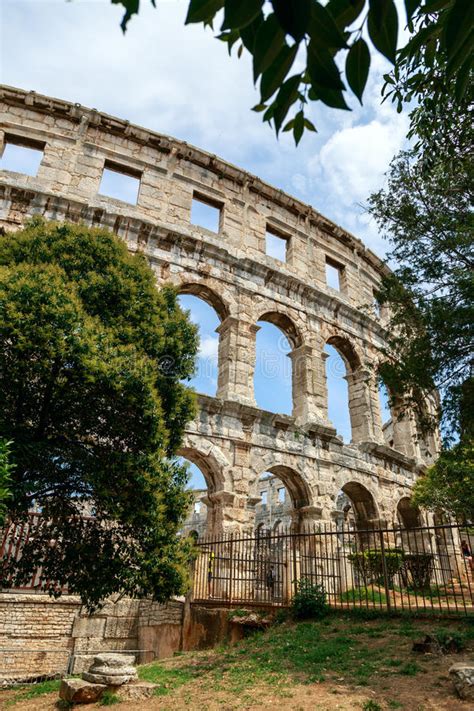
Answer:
373, 291, 381, 317
193, 501, 201, 515
99, 161, 141, 204
191, 192, 222, 233
266, 226, 289, 262
325, 258, 343, 291
261, 490, 268, 506
0, 135, 45, 177
278, 487, 286, 503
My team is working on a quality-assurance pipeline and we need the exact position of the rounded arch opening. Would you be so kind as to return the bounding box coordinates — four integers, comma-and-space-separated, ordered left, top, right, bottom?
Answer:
258, 311, 302, 349
178, 283, 229, 322
324, 343, 351, 442
178, 293, 221, 396
397, 497, 421, 529
254, 317, 293, 415
251, 465, 311, 533
339, 481, 379, 528
177, 443, 227, 536
326, 335, 361, 373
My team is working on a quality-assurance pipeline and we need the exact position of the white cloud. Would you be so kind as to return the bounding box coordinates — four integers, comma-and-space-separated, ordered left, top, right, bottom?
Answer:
0, 0, 411, 260
198, 336, 218, 363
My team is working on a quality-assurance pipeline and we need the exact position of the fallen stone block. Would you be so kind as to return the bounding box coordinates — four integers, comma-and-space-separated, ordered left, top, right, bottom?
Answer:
117, 681, 159, 700
449, 663, 474, 700
59, 678, 107, 703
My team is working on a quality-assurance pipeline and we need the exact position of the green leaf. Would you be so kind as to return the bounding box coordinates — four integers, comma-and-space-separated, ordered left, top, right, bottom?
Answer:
444, 0, 474, 69
260, 44, 299, 101
111, 0, 140, 33
222, 0, 264, 31
294, 110, 305, 145
252, 103, 267, 112
403, 0, 422, 19
325, 0, 365, 30
398, 22, 441, 61
253, 13, 286, 81
185, 0, 224, 24
345, 38, 370, 103
263, 103, 276, 122
282, 119, 295, 131
273, 75, 301, 133
311, 83, 351, 110
308, 42, 346, 90
446, 29, 474, 76
217, 30, 240, 55
367, 0, 398, 64
270, 0, 312, 41
454, 56, 473, 101
309, 1, 348, 49
240, 12, 264, 52
304, 118, 317, 132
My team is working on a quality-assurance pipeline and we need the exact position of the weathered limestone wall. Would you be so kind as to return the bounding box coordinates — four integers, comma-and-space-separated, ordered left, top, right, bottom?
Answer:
0, 85, 439, 536
0, 593, 184, 680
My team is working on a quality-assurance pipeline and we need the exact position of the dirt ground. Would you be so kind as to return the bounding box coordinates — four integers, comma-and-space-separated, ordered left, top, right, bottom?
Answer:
2, 615, 473, 711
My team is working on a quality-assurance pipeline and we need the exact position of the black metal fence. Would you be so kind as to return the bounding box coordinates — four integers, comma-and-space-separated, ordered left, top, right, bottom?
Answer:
192, 520, 474, 616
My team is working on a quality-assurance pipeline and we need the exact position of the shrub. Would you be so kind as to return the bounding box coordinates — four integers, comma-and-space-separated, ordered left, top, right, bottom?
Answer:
291, 578, 327, 620
399, 553, 434, 591
348, 548, 404, 588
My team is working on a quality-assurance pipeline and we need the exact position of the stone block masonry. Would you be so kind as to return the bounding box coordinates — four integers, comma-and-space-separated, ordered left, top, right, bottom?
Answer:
0, 593, 184, 680
0, 85, 441, 536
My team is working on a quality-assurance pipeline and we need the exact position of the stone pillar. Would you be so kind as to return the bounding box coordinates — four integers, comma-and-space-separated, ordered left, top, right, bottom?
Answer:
203, 490, 249, 534
391, 399, 417, 459
289, 344, 328, 424
345, 368, 378, 443
216, 317, 257, 406
313, 349, 332, 423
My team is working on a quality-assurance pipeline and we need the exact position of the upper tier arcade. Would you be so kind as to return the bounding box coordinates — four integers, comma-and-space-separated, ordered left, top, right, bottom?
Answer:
0, 86, 439, 533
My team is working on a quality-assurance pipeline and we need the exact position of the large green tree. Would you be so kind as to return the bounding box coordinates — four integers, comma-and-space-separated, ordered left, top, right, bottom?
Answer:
0, 219, 199, 608
367, 68, 473, 519
108, 0, 473, 143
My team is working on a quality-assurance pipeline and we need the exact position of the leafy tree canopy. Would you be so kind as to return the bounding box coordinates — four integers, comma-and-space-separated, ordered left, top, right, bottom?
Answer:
367, 64, 473, 519
110, 0, 473, 143
0, 440, 12, 527
0, 219, 199, 608
367, 71, 473, 443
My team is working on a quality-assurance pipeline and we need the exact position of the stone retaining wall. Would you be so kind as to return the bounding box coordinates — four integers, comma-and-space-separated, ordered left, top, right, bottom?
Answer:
0, 593, 184, 680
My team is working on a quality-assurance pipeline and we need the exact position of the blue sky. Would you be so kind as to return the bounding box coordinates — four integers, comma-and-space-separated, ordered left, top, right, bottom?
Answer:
0, 0, 404, 490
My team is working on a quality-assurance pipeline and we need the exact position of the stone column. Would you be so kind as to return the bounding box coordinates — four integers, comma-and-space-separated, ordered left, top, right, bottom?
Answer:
289, 344, 328, 424
391, 399, 418, 459
345, 368, 378, 443
203, 490, 249, 534
215, 316, 257, 406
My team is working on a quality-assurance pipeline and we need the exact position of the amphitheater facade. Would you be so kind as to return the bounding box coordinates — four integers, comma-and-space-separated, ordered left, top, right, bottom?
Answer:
0, 86, 439, 535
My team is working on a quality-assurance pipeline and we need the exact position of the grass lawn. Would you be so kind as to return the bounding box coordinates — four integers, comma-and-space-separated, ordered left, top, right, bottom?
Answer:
1, 612, 473, 710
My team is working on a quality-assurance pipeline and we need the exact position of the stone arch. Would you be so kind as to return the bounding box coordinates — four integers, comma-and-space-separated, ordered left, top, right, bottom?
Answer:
326, 334, 362, 373
257, 311, 302, 349
176, 283, 232, 399
254, 312, 305, 417
250, 464, 314, 532
324, 335, 370, 443
177, 281, 230, 322
265, 464, 311, 510
178, 439, 229, 494
340, 480, 379, 527
397, 496, 421, 529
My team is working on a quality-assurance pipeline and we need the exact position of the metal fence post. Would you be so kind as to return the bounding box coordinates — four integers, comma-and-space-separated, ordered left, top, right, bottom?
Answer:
379, 527, 392, 612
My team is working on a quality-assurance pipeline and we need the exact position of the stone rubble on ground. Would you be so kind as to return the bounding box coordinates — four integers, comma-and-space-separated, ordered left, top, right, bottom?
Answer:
449, 663, 474, 700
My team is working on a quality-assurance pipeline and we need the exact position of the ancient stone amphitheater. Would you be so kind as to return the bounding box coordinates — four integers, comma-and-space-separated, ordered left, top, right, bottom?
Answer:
0, 86, 438, 535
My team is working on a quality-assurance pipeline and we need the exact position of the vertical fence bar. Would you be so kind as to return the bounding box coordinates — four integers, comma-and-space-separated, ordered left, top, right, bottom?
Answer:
378, 527, 392, 613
